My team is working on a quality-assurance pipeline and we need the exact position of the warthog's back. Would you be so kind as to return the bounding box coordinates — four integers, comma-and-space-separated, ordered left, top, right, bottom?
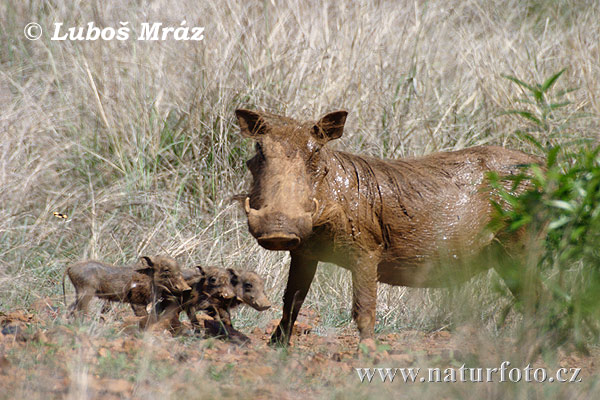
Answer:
346, 146, 540, 287
67, 260, 138, 299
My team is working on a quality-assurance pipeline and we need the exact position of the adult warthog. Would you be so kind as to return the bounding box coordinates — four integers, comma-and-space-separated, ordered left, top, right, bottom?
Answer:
235, 108, 541, 346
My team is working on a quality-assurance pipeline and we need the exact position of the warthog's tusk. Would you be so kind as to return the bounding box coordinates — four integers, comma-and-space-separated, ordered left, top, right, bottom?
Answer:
312, 198, 319, 215
245, 197, 251, 214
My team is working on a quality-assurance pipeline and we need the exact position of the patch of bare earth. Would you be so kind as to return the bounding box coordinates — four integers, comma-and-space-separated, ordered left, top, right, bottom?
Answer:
0, 298, 598, 398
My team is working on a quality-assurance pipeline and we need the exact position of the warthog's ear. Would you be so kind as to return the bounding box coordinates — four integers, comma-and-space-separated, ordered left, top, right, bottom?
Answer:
135, 256, 155, 276
313, 111, 348, 143
139, 256, 154, 267
195, 265, 205, 276
235, 109, 267, 137
227, 268, 239, 286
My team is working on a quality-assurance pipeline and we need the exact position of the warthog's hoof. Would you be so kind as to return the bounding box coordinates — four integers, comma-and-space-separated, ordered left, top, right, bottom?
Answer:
268, 327, 290, 348
203, 320, 251, 346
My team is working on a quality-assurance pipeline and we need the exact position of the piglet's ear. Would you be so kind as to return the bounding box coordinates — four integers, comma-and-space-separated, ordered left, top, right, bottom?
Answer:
195, 265, 205, 276
227, 268, 239, 286
235, 109, 267, 138
138, 256, 154, 268
135, 267, 154, 277
312, 110, 348, 144
135, 256, 155, 276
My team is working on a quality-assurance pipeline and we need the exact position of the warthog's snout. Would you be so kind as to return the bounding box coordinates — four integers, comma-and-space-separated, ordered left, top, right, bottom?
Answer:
220, 286, 236, 300
171, 278, 192, 294
245, 197, 314, 251
257, 233, 301, 251
252, 296, 271, 311
180, 282, 192, 293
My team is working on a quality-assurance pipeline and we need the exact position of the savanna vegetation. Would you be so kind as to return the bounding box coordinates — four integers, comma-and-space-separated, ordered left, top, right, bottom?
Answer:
1, 0, 599, 398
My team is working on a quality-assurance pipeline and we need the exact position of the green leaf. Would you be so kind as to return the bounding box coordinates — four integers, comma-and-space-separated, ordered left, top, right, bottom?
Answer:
550, 101, 571, 110
490, 199, 503, 213
532, 87, 544, 103
501, 73, 536, 92
547, 146, 561, 167
548, 200, 576, 213
530, 164, 546, 185
509, 215, 532, 231
515, 130, 544, 151
571, 225, 587, 241
541, 68, 566, 92
555, 87, 579, 97
498, 189, 520, 207
504, 110, 542, 126
548, 215, 571, 230
515, 98, 536, 105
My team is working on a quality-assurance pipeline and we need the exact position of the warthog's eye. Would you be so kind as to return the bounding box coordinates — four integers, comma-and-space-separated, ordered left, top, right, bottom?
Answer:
307, 143, 322, 166
209, 277, 217, 285
243, 282, 253, 291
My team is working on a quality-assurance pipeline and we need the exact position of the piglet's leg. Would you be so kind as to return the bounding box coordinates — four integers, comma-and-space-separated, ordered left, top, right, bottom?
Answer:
217, 305, 233, 327
131, 304, 148, 317
74, 287, 95, 315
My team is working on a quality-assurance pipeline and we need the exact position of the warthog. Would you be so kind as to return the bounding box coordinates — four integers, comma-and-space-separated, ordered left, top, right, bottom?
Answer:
63, 256, 191, 316
153, 265, 237, 329
204, 269, 271, 344
207, 269, 271, 327
235, 108, 541, 346
183, 266, 237, 326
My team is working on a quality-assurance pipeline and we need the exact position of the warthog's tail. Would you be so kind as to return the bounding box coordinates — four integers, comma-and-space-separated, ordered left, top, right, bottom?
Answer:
62, 267, 69, 307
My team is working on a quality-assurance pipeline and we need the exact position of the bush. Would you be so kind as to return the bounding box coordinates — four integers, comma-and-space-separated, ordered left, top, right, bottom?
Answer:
490, 69, 600, 353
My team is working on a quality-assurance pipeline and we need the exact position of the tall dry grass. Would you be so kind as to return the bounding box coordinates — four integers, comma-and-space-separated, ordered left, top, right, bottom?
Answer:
0, 1, 599, 397
2, 0, 599, 328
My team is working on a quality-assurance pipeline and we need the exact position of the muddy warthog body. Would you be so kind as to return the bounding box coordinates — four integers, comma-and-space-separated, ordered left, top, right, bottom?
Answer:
235, 108, 541, 345
63, 256, 191, 316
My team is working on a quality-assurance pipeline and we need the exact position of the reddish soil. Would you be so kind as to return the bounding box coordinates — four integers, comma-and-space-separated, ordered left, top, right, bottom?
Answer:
1, 298, 598, 399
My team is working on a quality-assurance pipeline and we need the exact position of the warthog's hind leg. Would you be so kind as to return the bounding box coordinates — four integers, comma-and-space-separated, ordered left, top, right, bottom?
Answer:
351, 252, 379, 342
71, 287, 95, 317
490, 234, 544, 312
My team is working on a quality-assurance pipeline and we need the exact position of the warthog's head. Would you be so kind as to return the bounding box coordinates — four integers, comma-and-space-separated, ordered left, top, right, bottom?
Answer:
136, 256, 191, 295
236, 109, 347, 251
228, 269, 271, 311
199, 266, 236, 300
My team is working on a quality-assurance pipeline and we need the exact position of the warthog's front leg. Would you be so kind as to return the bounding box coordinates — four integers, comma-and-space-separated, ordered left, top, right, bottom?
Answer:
269, 253, 317, 346
351, 252, 379, 341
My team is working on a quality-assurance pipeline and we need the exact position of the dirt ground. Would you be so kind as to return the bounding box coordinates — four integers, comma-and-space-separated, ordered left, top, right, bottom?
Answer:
1, 297, 598, 399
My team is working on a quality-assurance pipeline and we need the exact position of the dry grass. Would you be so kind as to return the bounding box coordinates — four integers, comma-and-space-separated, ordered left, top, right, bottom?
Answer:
1, 0, 599, 398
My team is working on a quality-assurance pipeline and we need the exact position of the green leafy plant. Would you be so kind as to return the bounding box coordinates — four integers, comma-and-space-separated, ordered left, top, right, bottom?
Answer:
490, 69, 600, 353
501, 68, 580, 150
